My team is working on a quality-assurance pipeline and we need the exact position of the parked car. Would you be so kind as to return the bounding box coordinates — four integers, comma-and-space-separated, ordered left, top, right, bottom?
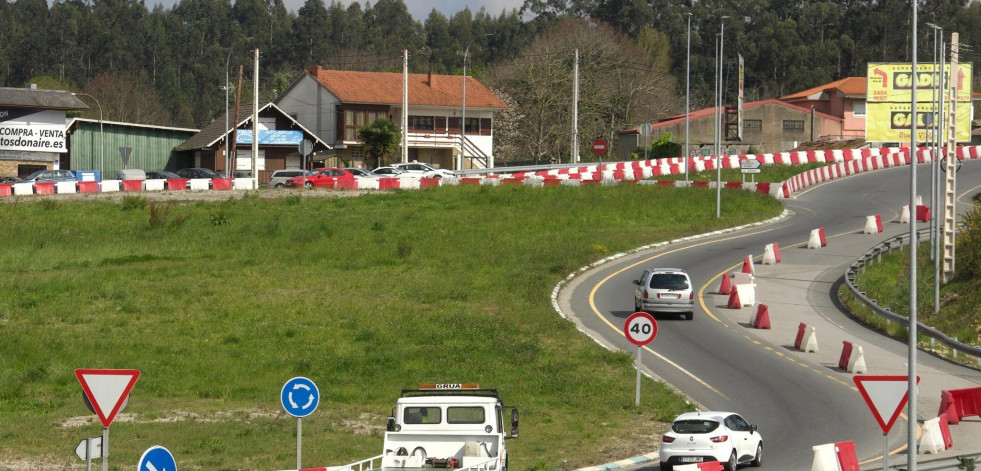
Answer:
0, 176, 20, 184
285, 168, 355, 188
632, 268, 695, 320
268, 169, 312, 188
176, 167, 223, 179
659, 411, 762, 471
233, 170, 252, 178
394, 162, 455, 178
146, 171, 186, 190
115, 169, 146, 180
371, 166, 416, 178
18, 169, 78, 183
344, 168, 379, 178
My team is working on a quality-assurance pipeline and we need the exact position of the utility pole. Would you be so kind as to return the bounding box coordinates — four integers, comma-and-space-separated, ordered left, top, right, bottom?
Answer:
402, 49, 408, 164
571, 48, 580, 165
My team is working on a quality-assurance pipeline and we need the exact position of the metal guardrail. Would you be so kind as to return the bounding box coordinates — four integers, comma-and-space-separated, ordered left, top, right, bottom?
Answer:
454, 162, 602, 176
889, 451, 980, 470
843, 229, 981, 362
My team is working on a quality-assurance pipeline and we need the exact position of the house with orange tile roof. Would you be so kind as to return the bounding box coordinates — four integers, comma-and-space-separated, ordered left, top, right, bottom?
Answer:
275, 66, 509, 171
780, 77, 868, 139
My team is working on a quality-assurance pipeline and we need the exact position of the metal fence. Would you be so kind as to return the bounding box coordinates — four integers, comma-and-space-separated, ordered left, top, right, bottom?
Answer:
843, 229, 981, 365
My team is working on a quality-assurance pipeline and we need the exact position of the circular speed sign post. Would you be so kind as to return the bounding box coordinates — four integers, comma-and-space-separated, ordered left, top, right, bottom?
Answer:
624, 312, 658, 406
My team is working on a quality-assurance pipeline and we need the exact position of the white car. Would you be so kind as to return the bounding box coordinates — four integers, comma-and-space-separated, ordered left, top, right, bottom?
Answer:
659, 411, 762, 471
372, 166, 418, 178
394, 162, 455, 178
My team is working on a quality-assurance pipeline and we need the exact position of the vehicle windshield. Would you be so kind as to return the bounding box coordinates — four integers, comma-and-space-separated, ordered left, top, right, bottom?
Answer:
650, 274, 689, 290
671, 420, 720, 434
23, 170, 44, 180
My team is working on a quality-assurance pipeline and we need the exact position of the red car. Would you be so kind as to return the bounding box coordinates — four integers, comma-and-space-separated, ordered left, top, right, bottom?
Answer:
285, 168, 356, 188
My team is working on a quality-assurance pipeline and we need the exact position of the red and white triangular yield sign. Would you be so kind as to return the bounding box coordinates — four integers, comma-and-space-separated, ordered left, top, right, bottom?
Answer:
853, 375, 919, 434
74, 369, 141, 428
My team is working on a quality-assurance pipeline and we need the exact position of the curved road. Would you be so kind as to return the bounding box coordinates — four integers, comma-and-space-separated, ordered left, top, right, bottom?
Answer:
560, 160, 981, 470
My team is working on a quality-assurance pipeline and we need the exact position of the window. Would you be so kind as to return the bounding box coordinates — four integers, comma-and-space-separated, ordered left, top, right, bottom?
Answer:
447, 406, 485, 424
410, 116, 435, 131
852, 102, 866, 117
404, 407, 441, 424
464, 117, 480, 133
783, 120, 805, 132
343, 109, 386, 141
743, 119, 762, 132
351, 146, 364, 160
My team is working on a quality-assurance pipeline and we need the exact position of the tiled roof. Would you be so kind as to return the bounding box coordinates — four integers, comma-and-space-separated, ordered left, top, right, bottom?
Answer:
621, 99, 841, 134
175, 102, 329, 151
781, 77, 867, 100
0, 87, 88, 110
306, 66, 508, 110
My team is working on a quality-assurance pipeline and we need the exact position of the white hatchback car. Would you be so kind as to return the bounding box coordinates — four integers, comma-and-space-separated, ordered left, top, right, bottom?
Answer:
394, 162, 455, 178
633, 268, 695, 320
659, 411, 762, 471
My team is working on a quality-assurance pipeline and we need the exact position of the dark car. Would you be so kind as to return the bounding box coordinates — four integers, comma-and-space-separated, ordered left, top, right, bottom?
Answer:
146, 171, 186, 190
176, 168, 223, 179
0, 176, 19, 184
19, 169, 78, 183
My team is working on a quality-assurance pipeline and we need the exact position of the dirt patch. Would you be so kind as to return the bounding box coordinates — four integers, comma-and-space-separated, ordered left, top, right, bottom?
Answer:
58, 408, 282, 428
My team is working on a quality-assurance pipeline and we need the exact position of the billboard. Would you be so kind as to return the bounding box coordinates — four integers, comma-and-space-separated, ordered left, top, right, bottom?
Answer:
866, 62, 973, 142
0, 108, 67, 153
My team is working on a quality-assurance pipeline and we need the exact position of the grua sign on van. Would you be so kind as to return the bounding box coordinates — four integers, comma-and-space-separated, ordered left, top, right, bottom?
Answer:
0, 108, 67, 152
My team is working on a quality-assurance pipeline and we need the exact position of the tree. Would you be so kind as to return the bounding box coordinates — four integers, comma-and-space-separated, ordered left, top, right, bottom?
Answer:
357, 118, 401, 168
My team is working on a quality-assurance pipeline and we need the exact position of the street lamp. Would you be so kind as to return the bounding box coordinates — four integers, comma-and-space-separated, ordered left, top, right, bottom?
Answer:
461, 34, 492, 171
716, 16, 729, 219
72, 92, 103, 176
926, 22, 943, 315
685, 12, 692, 182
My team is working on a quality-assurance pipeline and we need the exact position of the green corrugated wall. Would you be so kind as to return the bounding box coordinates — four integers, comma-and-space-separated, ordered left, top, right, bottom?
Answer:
70, 121, 196, 176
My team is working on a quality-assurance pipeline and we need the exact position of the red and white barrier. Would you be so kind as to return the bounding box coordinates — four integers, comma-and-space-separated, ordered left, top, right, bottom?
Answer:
810, 440, 859, 471
920, 415, 953, 454
718, 273, 732, 295
741, 255, 755, 275
674, 462, 723, 471
938, 386, 981, 424
795, 323, 819, 353
727, 286, 742, 309
837, 341, 867, 374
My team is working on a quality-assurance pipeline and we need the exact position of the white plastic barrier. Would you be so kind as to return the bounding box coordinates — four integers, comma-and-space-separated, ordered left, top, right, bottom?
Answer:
802, 326, 819, 353
810, 443, 839, 471
863, 216, 879, 234
188, 178, 210, 190
920, 416, 945, 454
808, 229, 823, 249
144, 180, 165, 191
12, 182, 33, 195
900, 205, 910, 224
762, 244, 777, 265
357, 178, 380, 190
734, 283, 756, 307
847, 346, 868, 374
232, 178, 253, 190
55, 181, 77, 194
100, 180, 121, 192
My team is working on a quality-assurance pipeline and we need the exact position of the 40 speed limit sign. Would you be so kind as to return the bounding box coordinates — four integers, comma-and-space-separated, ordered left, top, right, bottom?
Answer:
624, 312, 658, 346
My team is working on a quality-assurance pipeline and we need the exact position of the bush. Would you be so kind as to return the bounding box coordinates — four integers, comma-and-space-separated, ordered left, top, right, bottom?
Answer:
956, 201, 981, 279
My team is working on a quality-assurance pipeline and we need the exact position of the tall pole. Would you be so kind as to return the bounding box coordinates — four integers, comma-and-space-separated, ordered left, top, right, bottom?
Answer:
685, 13, 692, 181
716, 17, 728, 219
936, 36, 945, 311
251, 47, 259, 190
572, 48, 580, 165
225, 49, 232, 177
907, 4, 918, 471
461, 42, 471, 172
73, 92, 103, 176
402, 49, 409, 164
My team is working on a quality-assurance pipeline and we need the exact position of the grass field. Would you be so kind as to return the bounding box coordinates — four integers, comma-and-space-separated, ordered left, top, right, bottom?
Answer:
0, 184, 782, 471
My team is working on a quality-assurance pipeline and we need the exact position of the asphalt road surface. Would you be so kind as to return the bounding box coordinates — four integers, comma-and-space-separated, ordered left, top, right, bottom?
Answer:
560, 160, 981, 470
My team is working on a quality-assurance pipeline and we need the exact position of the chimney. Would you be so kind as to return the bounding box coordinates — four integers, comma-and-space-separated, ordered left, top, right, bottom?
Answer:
427, 69, 433, 87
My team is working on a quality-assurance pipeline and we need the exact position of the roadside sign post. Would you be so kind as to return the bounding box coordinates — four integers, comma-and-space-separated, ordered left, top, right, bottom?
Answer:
640, 123, 652, 162
75, 369, 140, 471
740, 159, 761, 183
592, 138, 607, 179
623, 312, 658, 406
138, 445, 176, 471
854, 375, 919, 471
75, 436, 103, 471
281, 377, 320, 470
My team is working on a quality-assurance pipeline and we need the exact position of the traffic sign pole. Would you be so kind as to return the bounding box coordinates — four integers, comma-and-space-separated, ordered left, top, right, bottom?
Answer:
281, 377, 320, 470
297, 418, 302, 470
102, 427, 108, 471
623, 312, 658, 407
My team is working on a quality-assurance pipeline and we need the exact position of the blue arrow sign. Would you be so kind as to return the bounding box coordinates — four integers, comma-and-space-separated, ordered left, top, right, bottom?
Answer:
138, 446, 176, 471
281, 377, 320, 418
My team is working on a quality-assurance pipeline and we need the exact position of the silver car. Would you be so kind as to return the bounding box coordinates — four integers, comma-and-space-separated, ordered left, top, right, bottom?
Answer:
633, 268, 695, 320
267, 169, 311, 188
394, 162, 455, 178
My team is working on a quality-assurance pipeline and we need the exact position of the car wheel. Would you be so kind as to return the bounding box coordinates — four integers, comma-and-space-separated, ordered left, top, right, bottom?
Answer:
724, 451, 737, 471
751, 442, 762, 467
684, 310, 694, 320
659, 463, 672, 471
304, 181, 313, 188
275, 183, 284, 188
634, 298, 642, 312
